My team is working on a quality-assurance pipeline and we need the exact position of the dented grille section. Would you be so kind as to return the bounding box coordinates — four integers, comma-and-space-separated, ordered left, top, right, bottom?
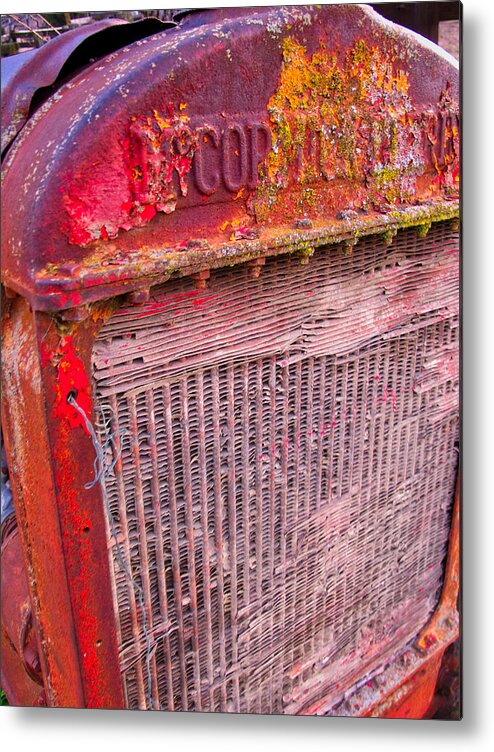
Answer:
92, 222, 459, 713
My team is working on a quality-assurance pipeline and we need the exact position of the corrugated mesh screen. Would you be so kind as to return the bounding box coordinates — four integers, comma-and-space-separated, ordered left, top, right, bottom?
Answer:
92, 221, 459, 713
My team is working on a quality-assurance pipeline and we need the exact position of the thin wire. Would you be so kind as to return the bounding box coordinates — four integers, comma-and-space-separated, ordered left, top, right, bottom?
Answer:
41, 317, 54, 344
68, 393, 157, 710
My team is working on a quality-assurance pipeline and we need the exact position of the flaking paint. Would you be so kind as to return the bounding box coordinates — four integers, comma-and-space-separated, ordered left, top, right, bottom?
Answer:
250, 37, 459, 223
43, 335, 92, 434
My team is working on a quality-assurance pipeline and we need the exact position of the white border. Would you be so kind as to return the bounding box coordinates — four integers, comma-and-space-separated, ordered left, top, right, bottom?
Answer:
2, 1, 493, 750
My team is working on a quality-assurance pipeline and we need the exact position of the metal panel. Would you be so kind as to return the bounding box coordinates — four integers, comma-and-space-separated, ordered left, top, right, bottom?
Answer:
92, 220, 459, 712
1, 5, 459, 312
1, 298, 125, 708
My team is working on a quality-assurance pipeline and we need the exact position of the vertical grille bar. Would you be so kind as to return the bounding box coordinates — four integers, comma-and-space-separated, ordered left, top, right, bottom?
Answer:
211, 366, 227, 711
162, 382, 188, 709
252, 359, 264, 715
279, 359, 289, 703
195, 370, 215, 708
145, 388, 175, 711
108, 393, 147, 710
240, 363, 251, 711
180, 378, 202, 710
226, 363, 240, 709
267, 357, 277, 712
127, 394, 159, 707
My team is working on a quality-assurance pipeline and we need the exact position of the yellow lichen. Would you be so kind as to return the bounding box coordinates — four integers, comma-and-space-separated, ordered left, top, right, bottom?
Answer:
251, 36, 426, 222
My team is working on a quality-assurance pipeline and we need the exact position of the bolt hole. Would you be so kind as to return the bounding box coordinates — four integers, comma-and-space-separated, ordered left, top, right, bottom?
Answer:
67, 389, 78, 403
82, 526, 90, 534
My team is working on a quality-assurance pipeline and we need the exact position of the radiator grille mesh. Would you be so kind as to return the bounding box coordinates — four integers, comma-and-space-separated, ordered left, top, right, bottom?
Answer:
92, 222, 459, 713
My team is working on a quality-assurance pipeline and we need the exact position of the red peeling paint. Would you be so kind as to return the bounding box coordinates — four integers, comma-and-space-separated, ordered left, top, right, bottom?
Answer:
52, 420, 113, 707
56, 293, 82, 308
120, 200, 133, 214
50, 336, 92, 434
137, 204, 157, 223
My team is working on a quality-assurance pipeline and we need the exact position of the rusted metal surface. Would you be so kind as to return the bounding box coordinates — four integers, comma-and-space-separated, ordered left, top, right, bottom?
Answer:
1, 630, 46, 707
1, 5, 459, 312
418, 478, 460, 653
370, 651, 445, 719
323, 483, 460, 718
1, 516, 45, 706
315, 635, 452, 717
426, 638, 461, 719
1, 296, 82, 707
1, 296, 124, 708
1, 17, 174, 156
92, 220, 458, 712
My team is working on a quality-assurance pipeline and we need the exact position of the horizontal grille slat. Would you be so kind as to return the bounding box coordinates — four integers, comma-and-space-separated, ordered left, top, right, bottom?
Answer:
93, 222, 459, 713
93, 226, 458, 395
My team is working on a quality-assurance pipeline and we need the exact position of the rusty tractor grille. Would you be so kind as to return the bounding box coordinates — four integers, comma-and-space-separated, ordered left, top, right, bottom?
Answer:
92, 221, 459, 713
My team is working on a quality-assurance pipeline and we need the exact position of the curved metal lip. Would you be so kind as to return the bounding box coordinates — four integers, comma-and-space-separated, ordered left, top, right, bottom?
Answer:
1, 17, 176, 157
15, 202, 459, 313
